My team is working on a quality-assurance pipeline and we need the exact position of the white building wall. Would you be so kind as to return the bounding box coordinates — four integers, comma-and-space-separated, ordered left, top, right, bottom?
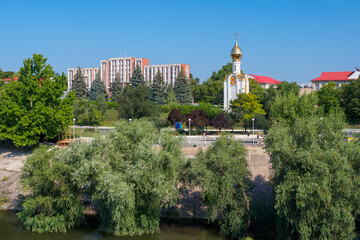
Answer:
67, 67, 100, 91
144, 63, 189, 85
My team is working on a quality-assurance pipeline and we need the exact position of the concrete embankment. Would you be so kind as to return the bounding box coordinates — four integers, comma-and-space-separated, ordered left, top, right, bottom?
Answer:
178, 145, 272, 219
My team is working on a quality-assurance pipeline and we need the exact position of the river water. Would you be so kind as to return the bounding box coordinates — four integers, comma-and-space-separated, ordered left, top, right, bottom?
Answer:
0, 211, 224, 240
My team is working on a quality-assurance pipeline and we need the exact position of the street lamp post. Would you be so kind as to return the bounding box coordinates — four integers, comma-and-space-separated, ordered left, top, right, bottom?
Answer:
73, 118, 75, 142
189, 118, 191, 136
252, 118, 255, 145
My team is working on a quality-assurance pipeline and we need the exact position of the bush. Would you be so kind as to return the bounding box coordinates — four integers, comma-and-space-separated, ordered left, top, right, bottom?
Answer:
107, 101, 118, 110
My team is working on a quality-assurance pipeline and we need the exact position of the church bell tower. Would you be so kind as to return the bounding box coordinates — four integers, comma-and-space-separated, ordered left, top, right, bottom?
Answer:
224, 34, 249, 111
231, 34, 242, 74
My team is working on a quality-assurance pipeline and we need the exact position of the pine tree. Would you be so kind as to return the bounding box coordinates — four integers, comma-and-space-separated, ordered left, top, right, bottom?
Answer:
130, 65, 145, 88
111, 72, 123, 101
165, 83, 178, 107
174, 70, 192, 104
150, 71, 166, 104
71, 67, 87, 99
88, 72, 107, 101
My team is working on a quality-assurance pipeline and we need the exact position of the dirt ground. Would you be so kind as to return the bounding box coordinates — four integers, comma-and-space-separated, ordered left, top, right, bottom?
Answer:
0, 147, 30, 210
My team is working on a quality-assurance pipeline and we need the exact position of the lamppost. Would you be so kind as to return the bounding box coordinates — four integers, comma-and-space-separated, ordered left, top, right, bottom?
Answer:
129, 118, 132, 122
189, 118, 191, 136
252, 118, 255, 145
73, 118, 75, 142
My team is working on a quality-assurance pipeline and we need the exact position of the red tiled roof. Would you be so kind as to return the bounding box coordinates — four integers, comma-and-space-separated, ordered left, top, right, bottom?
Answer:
1, 77, 18, 82
248, 74, 281, 84
311, 72, 353, 82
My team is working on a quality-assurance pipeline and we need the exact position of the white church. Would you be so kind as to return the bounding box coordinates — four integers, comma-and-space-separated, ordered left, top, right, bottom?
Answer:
224, 38, 250, 111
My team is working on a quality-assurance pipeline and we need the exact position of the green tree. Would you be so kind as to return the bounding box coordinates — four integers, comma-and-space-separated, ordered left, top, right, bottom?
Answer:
187, 136, 252, 239
230, 93, 266, 131
88, 72, 107, 101
269, 93, 320, 125
71, 67, 87, 99
192, 63, 232, 104
249, 78, 266, 102
18, 120, 184, 236
265, 110, 360, 239
0, 68, 16, 79
73, 97, 104, 126
17, 145, 84, 233
341, 77, 360, 122
117, 85, 159, 119
150, 71, 166, 104
0, 54, 75, 146
111, 71, 123, 101
165, 83, 178, 107
262, 81, 300, 115
174, 70, 192, 104
189, 73, 200, 96
130, 65, 145, 88
316, 81, 340, 114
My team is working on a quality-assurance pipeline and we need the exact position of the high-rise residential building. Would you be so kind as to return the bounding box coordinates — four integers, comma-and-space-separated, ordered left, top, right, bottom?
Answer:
100, 57, 149, 92
67, 67, 99, 91
144, 63, 190, 85
67, 56, 190, 93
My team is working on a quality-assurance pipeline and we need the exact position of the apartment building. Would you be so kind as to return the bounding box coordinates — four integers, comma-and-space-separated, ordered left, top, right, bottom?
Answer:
144, 63, 190, 85
68, 57, 190, 93
100, 57, 149, 92
67, 67, 99, 91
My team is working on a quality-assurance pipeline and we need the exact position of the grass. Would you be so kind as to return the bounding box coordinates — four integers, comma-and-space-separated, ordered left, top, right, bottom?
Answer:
0, 195, 9, 206
2, 177, 8, 181
346, 124, 360, 129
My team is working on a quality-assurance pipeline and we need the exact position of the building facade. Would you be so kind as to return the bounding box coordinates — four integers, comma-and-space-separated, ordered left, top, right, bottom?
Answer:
68, 57, 190, 93
100, 57, 149, 92
144, 63, 190, 85
67, 67, 100, 91
311, 69, 360, 91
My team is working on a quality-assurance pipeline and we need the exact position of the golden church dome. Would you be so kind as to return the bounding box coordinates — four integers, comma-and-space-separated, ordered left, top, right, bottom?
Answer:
231, 40, 242, 61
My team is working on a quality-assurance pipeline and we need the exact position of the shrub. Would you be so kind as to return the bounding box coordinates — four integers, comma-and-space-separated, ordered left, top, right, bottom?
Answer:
107, 101, 118, 110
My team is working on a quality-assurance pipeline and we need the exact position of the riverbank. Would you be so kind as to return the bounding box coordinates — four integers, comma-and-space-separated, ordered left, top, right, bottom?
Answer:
0, 145, 272, 219
0, 210, 225, 240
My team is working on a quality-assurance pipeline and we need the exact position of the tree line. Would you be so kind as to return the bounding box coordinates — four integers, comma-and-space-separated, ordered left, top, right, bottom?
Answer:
0, 55, 194, 146
17, 100, 360, 239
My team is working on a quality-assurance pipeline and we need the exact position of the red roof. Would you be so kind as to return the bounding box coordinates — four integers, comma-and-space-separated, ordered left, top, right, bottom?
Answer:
1, 77, 18, 82
248, 74, 281, 84
311, 71, 353, 82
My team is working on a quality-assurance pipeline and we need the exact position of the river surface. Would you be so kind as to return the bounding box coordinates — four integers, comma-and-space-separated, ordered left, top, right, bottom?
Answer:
0, 211, 224, 240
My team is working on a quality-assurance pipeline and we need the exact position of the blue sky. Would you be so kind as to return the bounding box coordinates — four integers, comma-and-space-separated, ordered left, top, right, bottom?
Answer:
1, 0, 359, 83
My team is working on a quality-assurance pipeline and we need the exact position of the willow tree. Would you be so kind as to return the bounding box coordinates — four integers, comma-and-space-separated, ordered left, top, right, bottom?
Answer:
17, 145, 84, 233
265, 111, 360, 239
187, 136, 252, 239
18, 119, 184, 236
